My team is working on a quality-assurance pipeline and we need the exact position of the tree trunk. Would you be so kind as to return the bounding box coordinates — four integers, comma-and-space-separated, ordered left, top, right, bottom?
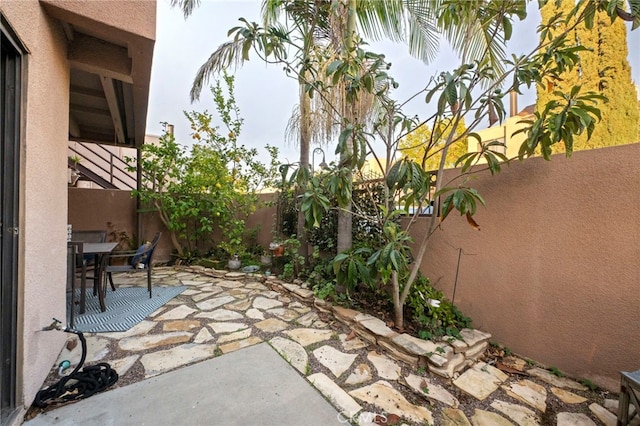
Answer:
392, 270, 403, 330
336, 0, 357, 258
297, 79, 311, 265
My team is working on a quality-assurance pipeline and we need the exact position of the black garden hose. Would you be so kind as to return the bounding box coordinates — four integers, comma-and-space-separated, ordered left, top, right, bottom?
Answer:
34, 326, 118, 408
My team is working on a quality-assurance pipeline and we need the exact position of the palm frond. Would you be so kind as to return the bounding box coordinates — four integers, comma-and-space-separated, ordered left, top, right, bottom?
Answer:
190, 39, 247, 102
170, 0, 201, 18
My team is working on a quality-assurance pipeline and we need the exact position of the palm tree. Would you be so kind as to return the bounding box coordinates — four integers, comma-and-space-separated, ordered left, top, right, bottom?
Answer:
170, 0, 517, 262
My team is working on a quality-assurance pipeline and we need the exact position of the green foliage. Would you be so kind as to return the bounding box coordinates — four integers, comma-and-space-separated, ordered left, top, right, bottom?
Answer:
536, 1, 639, 153
398, 118, 469, 170
281, 236, 306, 279
332, 247, 374, 295
550, 366, 564, 377
130, 73, 279, 258
407, 275, 472, 341
580, 378, 598, 391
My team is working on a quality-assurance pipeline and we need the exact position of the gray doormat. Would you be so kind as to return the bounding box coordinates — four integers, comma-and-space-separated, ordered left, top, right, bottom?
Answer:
68, 286, 186, 332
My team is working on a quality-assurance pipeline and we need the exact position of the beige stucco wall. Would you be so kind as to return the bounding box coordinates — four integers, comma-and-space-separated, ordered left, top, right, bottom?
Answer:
1, 0, 156, 412
413, 143, 639, 391
1, 1, 69, 409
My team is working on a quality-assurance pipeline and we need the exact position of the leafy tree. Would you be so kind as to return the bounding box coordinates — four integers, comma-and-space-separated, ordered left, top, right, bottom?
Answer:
398, 118, 468, 170
537, 0, 639, 152
170, 0, 640, 330
170, 0, 525, 267
131, 74, 279, 259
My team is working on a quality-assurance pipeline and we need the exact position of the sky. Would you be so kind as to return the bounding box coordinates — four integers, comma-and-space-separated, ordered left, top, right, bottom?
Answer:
146, 0, 640, 164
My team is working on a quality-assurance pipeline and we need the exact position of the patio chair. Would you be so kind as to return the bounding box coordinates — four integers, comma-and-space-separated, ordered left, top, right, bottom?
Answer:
67, 241, 86, 327
104, 232, 162, 298
618, 369, 640, 425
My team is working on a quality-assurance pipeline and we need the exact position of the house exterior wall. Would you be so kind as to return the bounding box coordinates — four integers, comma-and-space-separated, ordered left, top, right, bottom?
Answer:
468, 113, 531, 159
411, 143, 639, 391
0, 0, 155, 415
1, 2, 70, 412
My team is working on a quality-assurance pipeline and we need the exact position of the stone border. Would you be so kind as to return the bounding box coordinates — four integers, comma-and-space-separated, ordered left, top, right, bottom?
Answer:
182, 266, 491, 378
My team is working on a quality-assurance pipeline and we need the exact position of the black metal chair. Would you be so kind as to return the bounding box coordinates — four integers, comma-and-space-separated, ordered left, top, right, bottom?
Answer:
67, 241, 86, 327
104, 232, 162, 298
618, 369, 640, 425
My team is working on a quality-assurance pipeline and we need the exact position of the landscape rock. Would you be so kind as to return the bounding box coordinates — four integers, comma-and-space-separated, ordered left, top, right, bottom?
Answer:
349, 381, 433, 425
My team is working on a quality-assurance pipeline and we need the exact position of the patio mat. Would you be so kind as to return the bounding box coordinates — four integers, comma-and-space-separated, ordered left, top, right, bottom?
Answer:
68, 286, 187, 333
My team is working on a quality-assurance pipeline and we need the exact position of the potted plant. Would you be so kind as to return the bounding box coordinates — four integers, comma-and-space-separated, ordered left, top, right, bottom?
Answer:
269, 241, 284, 257
260, 251, 272, 265
227, 254, 241, 270
68, 155, 81, 186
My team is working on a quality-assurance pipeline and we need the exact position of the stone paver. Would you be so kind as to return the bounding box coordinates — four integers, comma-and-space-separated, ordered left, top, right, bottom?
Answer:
309, 373, 362, 419
404, 373, 459, 407
442, 408, 471, 426
367, 351, 401, 380
349, 380, 433, 425
162, 319, 201, 331
195, 295, 236, 311
471, 409, 514, 425
313, 345, 357, 378
589, 402, 617, 426
253, 296, 283, 310
44, 267, 612, 426
527, 367, 588, 391
119, 331, 193, 351
551, 387, 587, 404
269, 337, 308, 374
203, 309, 244, 321
345, 363, 372, 385
208, 322, 247, 334
140, 343, 217, 377
284, 328, 333, 347
502, 379, 548, 412
193, 327, 214, 343
217, 328, 252, 344
556, 412, 597, 426
154, 305, 197, 320
254, 317, 289, 333
490, 400, 540, 425
219, 336, 263, 354
454, 361, 508, 400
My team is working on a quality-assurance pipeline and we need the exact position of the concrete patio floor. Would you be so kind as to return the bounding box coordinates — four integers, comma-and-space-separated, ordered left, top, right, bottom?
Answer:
24, 267, 624, 425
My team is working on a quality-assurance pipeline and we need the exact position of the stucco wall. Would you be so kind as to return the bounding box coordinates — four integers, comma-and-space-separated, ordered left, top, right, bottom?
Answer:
1, 1, 69, 408
68, 190, 278, 262
68, 188, 170, 260
413, 143, 639, 391
1, 0, 156, 412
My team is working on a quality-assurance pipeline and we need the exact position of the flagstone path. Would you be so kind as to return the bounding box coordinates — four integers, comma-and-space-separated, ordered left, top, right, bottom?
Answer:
46, 266, 624, 425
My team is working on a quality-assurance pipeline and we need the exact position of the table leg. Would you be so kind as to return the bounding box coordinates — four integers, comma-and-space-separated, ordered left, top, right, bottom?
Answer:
97, 254, 107, 312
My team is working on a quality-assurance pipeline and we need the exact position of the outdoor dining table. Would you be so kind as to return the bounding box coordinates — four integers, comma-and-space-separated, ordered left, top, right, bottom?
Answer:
80, 242, 118, 313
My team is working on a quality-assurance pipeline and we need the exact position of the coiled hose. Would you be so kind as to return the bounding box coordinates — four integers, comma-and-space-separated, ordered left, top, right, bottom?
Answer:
34, 326, 118, 408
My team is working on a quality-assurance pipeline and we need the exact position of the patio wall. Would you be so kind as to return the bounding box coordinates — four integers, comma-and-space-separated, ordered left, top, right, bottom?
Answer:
68, 144, 638, 391
68, 188, 171, 261
411, 143, 639, 391
68, 189, 277, 262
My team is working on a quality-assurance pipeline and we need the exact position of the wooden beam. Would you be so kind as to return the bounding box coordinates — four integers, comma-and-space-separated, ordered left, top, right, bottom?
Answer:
100, 76, 126, 144
69, 103, 111, 117
69, 113, 81, 138
68, 33, 132, 83
70, 84, 104, 99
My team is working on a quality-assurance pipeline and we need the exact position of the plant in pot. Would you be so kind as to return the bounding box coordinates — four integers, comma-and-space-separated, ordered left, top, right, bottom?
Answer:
227, 253, 241, 270
68, 155, 81, 186
260, 250, 272, 266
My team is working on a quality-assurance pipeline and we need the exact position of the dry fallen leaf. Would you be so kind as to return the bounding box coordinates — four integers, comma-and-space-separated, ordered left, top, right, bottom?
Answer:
66, 339, 78, 351
346, 330, 357, 341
